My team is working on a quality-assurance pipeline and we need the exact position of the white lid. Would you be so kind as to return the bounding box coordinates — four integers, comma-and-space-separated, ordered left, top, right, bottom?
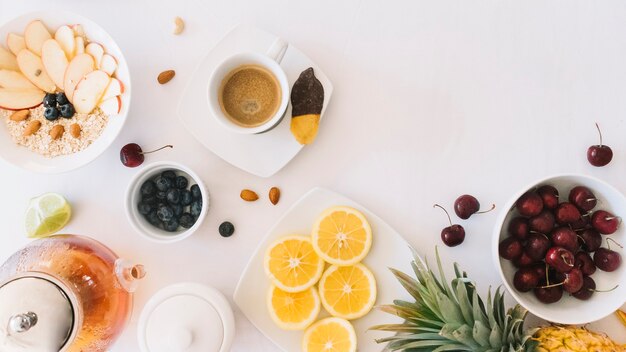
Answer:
138, 283, 235, 352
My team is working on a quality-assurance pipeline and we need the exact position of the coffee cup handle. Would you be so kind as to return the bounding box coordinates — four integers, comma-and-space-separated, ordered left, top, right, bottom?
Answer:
266, 38, 288, 64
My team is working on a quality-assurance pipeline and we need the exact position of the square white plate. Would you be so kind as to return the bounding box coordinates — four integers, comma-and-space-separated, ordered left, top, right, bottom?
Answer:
233, 187, 414, 352
178, 25, 333, 177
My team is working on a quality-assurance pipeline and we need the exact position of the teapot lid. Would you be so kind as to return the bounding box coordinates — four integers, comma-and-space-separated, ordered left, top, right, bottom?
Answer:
0, 276, 75, 352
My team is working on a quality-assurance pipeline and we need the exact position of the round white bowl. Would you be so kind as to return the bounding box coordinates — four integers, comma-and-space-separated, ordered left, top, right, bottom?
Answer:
493, 174, 626, 324
125, 161, 209, 244
0, 11, 131, 173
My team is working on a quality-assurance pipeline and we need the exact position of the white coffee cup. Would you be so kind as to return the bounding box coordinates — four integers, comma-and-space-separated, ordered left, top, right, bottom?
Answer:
208, 39, 290, 134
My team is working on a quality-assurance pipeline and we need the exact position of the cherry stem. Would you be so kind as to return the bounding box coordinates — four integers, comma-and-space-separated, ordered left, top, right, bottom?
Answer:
544, 263, 550, 286
476, 203, 496, 215
540, 282, 563, 289
530, 231, 550, 240
592, 284, 619, 293
433, 204, 452, 226
141, 145, 173, 155
585, 198, 596, 203
606, 237, 623, 250
577, 235, 586, 244
561, 254, 574, 267
595, 122, 603, 147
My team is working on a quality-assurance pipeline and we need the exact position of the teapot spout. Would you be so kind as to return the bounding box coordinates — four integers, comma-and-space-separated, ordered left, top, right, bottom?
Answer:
114, 259, 146, 293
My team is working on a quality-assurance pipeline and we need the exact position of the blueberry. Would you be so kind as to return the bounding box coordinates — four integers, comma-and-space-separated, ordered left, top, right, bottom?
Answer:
166, 188, 180, 204
161, 170, 177, 181
180, 190, 192, 206
156, 191, 167, 200
145, 210, 161, 227
179, 213, 195, 228
157, 205, 174, 222
190, 199, 202, 218
43, 93, 56, 107
190, 184, 202, 199
219, 221, 235, 237
137, 202, 152, 215
163, 218, 180, 232
55, 92, 69, 105
172, 204, 183, 217
175, 176, 188, 189
142, 195, 157, 205
140, 180, 156, 196
59, 104, 75, 118
155, 176, 172, 191
44, 106, 59, 121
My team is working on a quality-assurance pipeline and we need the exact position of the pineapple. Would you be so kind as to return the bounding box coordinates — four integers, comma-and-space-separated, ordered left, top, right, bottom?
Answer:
372, 248, 625, 352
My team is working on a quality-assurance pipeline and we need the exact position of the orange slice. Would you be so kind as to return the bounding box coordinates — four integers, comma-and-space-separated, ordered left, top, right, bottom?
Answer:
264, 235, 325, 292
267, 285, 320, 330
318, 263, 377, 320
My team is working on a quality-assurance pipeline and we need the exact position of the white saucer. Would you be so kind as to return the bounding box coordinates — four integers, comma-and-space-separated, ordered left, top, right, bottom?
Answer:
177, 24, 333, 177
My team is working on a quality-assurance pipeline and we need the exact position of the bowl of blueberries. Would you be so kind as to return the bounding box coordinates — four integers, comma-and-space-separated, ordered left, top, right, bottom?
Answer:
125, 161, 208, 243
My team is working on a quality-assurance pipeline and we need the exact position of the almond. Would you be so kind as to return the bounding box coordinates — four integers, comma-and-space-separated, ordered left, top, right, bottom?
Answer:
240, 189, 259, 202
23, 120, 41, 136
49, 125, 64, 140
70, 123, 81, 138
10, 110, 29, 121
173, 17, 185, 35
158, 70, 175, 84
269, 187, 280, 205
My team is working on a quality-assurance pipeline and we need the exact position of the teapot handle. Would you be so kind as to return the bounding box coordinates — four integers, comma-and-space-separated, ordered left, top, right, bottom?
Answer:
114, 259, 146, 293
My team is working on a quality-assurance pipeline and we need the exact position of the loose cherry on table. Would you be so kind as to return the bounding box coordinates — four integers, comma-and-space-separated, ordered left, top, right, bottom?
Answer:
453, 194, 495, 220
120, 144, 173, 167
587, 123, 613, 167
433, 204, 465, 247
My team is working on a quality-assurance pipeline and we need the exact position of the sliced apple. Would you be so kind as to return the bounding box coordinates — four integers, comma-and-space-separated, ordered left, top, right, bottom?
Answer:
101, 77, 124, 101
98, 95, 121, 115
72, 70, 110, 114
54, 25, 75, 60
64, 53, 95, 101
16, 49, 56, 93
24, 20, 52, 56
74, 36, 85, 56
0, 70, 37, 89
0, 46, 19, 71
7, 33, 26, 56
99, 54, 117, 76
41, 39, 68, 90
70, 24, 85, 38
85, 42, 104, 68
0, 87, 45, 110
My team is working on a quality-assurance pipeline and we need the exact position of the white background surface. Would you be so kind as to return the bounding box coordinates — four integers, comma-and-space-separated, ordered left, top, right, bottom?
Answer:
0, 1, 625, 351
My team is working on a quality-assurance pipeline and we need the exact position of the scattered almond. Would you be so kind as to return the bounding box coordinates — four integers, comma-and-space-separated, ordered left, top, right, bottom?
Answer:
269, 187, 280, 205
49, 125, 64, 140
10, 110, 29, 121
23, 120, 41, 136
240, 189, 259, 202
173, 17, 185, 35
158, 70, 175, 84
70, 123, 81, 138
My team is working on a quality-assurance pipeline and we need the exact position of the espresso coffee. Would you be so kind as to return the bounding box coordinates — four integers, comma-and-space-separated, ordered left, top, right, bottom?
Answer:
218, 65, 281, 127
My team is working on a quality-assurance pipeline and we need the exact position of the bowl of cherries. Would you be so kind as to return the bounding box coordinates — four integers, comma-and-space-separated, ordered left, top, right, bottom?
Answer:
493, 174, 626, 324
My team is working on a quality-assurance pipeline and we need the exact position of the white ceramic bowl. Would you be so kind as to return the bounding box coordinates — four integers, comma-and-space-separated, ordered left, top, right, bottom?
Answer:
0, 11, 131, 173
125, 161, 209, 244
493, 174, 626, 324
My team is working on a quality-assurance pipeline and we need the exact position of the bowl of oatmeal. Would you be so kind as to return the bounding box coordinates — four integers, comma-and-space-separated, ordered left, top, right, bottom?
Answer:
0, 11, 130, 173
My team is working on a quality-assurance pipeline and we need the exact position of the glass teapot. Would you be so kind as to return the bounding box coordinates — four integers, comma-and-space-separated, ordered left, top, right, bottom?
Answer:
0, 235, 145, 352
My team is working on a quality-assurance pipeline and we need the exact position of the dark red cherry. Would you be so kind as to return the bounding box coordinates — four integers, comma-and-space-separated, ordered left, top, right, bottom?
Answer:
533, 282, 563, 304
508, 217, 529, 240
513, 251, 536, 268
587, 123, 613, 167
516, 191, 543, 217
434, 204, 465, 247
555, 203, 581, 225
499, 237, 523, 261
513, 267, 540, 292
562, 268, 584, 293
579, 228, 602, 252
454, 195, 478, 219
528, 210, 555, 234
569, 186, 597, 212
525, 233, 551, 261
120, 144, 173, 167
591, 210, 619, 234
572, 276, 596, 300
574, 251, 596, 276
545, 247, 575, 273
594, 247, 622, 272
537, 185, 559, 210
550, 227, 579, 253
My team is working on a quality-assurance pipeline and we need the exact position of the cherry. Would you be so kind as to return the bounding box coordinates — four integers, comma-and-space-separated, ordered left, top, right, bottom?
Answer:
453, 195, 495, 220
591, 210, 620, 234
513, 251, 536, 268
587, 123, 613, 167
555, 202, 581, 225
574, 251, 596, 276
508, 217, 529, 240
572, 276, 596, 300
516, 191, 543, 217
594, 247, 622, 272
545, 247, 575, 273
537, 185, 559, 210
570, 215, 590, 231
525, 233, 551, 261
578, 228, 602, 252
120, 144, 173, 167
529, 262, 548, 281
434, 204, 465, 247
513, 267, 540, 292
550, 227, 579, 253
562, 268, 584, 293
529, 210, 555, 234
533, 281, 563, 304
499, 237, 523, 260
568, 186, 597, 212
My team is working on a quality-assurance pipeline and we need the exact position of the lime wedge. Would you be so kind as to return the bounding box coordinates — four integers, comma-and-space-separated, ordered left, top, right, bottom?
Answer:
25, 193, 72, 238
